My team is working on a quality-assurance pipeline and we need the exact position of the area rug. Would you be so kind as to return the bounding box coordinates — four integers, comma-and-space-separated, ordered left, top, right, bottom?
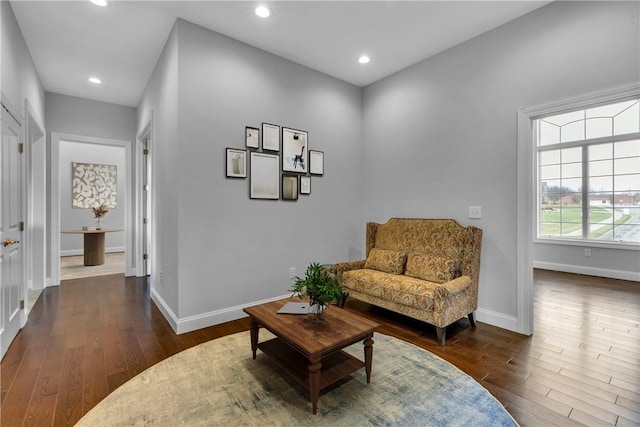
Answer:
60, 252, 124, 280
77, 331, 517, 426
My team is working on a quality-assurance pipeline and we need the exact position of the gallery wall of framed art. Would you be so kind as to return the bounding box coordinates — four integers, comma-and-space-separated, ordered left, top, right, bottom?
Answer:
225, 122, 326, 201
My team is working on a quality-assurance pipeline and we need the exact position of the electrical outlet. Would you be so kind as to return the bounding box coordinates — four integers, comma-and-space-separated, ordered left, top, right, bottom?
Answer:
468, 206, 482, 219
160, 270, 164, 283
289, 267, 296, 279
584, 249, 591, 257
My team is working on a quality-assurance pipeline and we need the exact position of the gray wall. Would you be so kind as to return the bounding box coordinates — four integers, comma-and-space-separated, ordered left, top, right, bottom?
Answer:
137, 24, 180, 314
45, 93, 137, 276
362, 1, 640, 325
45, 92, 136, 142
1, 1, 45, 121
533, 243, 640, 281
138, 19, 363, 325
58, 141, 126, 254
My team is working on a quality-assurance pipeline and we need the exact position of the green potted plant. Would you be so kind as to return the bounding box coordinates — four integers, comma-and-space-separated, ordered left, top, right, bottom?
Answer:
289, 262, 343, 318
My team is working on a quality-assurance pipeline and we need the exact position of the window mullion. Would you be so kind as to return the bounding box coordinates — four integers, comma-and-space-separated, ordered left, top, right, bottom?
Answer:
582, 146, 589, 239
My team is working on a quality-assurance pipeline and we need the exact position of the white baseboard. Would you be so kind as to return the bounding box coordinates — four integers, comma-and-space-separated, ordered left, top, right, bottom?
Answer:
150, 287, 179, 332
61, 247, 125, 257
175, 294, 291, 334
150, 290, 292, 335
475, 308, 519, 333
534, 261, 640, 282
151, 290, 524, 336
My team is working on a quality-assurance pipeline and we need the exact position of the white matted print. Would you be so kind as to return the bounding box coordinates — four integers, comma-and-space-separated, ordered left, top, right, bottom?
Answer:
309, 150, 324, 175
262, 123, 280, 151
245, 127, 259, 149
300, 176, 311, 195
226, 148, 247, 178
250, 152, 279, 199
282, 127, 308, 173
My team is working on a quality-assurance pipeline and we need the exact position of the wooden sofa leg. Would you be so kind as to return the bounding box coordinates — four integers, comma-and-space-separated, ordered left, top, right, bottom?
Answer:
339, 293, 349, 308
468, 312, 476, 327
436, 327, 446, 346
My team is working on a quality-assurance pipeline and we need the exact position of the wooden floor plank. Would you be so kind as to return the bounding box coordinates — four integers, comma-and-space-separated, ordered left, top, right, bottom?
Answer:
53, 346, 84, 426
82, 328, 109, 414
1, 270, 639, 427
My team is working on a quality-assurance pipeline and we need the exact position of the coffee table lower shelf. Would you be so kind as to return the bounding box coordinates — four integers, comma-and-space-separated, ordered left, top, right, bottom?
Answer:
258, 337, 365, 391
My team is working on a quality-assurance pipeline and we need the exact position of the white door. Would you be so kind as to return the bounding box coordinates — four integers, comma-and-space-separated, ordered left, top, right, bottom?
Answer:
1, 104, 24, 359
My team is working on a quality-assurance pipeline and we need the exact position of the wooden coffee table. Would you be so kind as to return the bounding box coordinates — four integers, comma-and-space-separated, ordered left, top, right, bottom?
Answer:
243, 299, 380, 414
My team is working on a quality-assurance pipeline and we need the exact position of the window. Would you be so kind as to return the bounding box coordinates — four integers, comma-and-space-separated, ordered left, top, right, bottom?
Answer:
536, 98, 640, 244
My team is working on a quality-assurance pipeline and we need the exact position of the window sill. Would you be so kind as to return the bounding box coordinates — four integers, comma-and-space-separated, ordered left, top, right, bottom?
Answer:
534, 238, 640, 251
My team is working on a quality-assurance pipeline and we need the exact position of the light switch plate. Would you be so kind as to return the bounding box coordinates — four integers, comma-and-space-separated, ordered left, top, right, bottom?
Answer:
469, 206, 482, 219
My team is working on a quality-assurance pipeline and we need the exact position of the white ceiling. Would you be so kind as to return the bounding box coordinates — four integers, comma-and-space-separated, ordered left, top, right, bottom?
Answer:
10, 1, 551, 107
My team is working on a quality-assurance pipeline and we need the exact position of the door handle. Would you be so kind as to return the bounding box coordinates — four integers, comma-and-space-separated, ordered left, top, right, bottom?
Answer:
3, 238, 20, 247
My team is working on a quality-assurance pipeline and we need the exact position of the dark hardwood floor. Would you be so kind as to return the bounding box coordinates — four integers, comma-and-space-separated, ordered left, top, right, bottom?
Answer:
1, 270, 638, 426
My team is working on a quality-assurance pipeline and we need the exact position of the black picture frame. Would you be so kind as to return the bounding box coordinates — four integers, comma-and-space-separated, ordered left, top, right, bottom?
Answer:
282, 127, 308, 173
250, 152, 279, 199
225, 148, 247, 178
245, 126, 259, 149
309, 150, 324, 176
282, 174, 299, 201
300, 175, 311, 195
262, 123, 280, 152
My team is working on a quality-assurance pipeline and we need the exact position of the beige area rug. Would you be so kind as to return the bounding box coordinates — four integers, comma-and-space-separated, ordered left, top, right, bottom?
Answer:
77, 331, 517, 426
60, 252, 124, 281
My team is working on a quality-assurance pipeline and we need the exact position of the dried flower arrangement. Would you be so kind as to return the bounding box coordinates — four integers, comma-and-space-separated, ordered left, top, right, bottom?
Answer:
91, 203, 109, 219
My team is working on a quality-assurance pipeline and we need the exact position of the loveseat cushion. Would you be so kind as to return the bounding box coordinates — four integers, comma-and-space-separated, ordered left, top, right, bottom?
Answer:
364, 248, 406, 275
405, 252, 460, 284
342, 269, 435, 311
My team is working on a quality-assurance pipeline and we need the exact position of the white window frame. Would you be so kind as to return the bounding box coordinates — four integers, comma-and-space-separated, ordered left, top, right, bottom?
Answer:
527, 87, 640, 251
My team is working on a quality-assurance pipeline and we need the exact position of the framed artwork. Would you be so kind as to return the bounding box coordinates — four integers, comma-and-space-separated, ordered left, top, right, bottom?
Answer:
282, 127, 308, 173
226, 148, 247, 178
300, 176, 311, 195
262, 123, 280, 152
250, 152, 279, 199
309, 150, 324, 175
282, 174, 298, 201
72, 162, 117, 209
245, 126, 259, 149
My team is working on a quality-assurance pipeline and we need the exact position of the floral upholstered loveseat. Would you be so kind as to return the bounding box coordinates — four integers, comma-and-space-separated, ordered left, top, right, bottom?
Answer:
334, 218, 482, 345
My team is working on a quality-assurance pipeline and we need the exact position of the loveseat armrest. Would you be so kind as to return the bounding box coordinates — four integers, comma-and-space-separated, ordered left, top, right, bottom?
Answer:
438, 275, 472, 297
332, 260, 366, 275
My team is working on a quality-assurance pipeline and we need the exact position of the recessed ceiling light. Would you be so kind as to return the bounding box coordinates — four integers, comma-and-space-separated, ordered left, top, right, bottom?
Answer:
90, 0, 108, 6
358, 55, 371, 64
255, 6, 270, 18
89, 77, 102, 84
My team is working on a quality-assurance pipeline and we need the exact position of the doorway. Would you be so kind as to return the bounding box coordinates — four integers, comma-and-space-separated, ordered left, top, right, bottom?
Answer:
24, 100, 45, 314
137, 115, 153, 278
50, 133, 133, 286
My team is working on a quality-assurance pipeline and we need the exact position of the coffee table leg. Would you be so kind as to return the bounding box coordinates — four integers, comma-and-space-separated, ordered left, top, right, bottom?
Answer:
250, 318, 259, 360
363, 333, 374, 383
308, 358, 322, 414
